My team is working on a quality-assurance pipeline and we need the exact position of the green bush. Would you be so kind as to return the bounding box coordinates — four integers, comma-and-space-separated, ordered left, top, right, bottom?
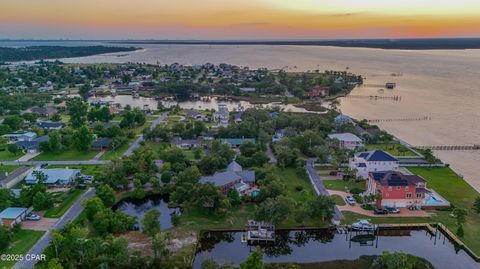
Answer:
350, 188, 364, 194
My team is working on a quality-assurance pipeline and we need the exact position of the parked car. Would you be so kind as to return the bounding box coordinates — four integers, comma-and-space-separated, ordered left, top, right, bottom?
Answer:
25, 213, 41, 221
345, 196, 356, 206
40, 163, 48, 168
329, 171, 338, 176
385, 207, 400, 214
373, 208, 388, 215
76, 183, 87, 189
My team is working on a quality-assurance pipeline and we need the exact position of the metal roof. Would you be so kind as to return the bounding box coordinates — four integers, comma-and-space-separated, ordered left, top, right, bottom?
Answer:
0, 207, 27, 219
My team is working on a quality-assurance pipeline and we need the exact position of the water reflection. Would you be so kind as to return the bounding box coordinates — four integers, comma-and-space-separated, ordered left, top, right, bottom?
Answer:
113, 194, 179, 230
194, 229, 479, 269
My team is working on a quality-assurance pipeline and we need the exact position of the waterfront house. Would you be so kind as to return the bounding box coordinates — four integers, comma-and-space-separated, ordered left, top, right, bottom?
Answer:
328, 133, 364, 150
386, 82, 396, 89
334, 114, 354, 126
0, 166, 33, 189
25, 168, 81, 185
367, 171, 427, 208
308, 85, 329, 99
213, 103, 229, 127
0, 207, 28, 227
200, 161, 256, 195
184, 109, 208, 121
220, 138, 256, 148
349, 150, 399, 179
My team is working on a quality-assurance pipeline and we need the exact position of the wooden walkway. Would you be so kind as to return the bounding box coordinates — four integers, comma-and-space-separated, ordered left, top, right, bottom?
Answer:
367, 116, 431, 123
346, 95, 402, 101
415, 145, 480, 151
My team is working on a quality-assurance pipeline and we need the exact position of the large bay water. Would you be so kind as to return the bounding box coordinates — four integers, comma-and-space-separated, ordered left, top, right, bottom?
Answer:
53, 43, 480, 191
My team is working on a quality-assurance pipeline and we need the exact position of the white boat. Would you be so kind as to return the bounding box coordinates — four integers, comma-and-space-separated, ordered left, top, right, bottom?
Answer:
351, 219, 375, 231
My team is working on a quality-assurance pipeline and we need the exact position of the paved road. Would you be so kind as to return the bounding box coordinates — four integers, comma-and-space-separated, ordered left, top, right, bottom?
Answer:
266, 143, 277, 164
305, 159, 343, 223
15, 188, 96, 269
0, 160, 111, 166
123, 112, 168, 157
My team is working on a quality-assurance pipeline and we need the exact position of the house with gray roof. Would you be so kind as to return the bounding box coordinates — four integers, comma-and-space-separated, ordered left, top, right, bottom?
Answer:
25, 168, 80, 185
36, 121, 64, 130
328, 133, 364, 150
16, 135, 49, 153
200, 161, 256, 195
220, 138, 255, 148
0, 207, 28, 227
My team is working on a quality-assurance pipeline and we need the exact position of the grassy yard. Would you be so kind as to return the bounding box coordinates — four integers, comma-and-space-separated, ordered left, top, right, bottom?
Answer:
44, 189, 86, 218
0, 150, 24, 161
0, 229, 45, 269
332, 195, 346, 206
0, 164, 22, 173
101, 143, 130, 160
178, 167, 329, 232
365, 143, 417, 156
323, 179, 366, 192
32, 149, 98, 161
340, 167, 480, 255
46, 164, 105, 178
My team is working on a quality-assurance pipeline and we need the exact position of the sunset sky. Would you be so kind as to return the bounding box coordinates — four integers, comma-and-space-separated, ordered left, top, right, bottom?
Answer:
1, 0, 480, 39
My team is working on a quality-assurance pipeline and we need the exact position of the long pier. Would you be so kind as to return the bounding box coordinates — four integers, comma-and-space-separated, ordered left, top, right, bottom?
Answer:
346, 95, 402, 101
367, 116, 431, 123
415, 144, 480, 151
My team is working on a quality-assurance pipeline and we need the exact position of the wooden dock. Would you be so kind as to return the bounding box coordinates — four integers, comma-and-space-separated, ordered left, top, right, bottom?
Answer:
346, 95, 402, 101
415, 144, 480, 151
242, 220, 275, 244
367, 116, 431, 123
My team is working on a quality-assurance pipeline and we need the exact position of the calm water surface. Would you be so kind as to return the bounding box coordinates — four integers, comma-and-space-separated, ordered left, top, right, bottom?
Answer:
58, 44, 480, 190
193, 229, 479, 269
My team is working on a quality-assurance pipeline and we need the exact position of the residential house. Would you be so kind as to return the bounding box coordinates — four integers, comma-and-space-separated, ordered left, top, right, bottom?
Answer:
220, 138, 256, 148
171, 137, 203, 149
184, 109, 207, 121
3, 132, 37, 143
200, 161, 256, 195
272, 128, 286, 143
29, 106, 56, 117
213, 103, 229, 127
334, 114, 354, 126
308, 85, 329, 99
25, 168, 81, 185
239, 87, 256, 93
0, 207, 28, 227
36, 121, 64, 130
367, 171, 427, 208
233, 112, 244, 123
328, 133, 364, 150
0, 166, 33, 189
16, 135, 49, 153
349, 150, 399, 179
92, 137, 111, 150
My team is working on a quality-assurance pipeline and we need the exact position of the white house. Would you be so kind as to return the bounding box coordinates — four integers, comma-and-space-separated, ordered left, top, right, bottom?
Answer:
213, 103, 229, 127
349, 150, 399, 179
328, 133, 364, 150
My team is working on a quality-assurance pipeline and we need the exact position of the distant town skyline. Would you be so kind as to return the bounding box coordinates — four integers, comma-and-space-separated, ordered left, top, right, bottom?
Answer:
1, 0, 480, 39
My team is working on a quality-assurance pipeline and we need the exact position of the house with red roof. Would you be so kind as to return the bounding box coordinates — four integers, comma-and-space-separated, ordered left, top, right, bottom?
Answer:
367, 171, 427, 208
308, 85, 329, 99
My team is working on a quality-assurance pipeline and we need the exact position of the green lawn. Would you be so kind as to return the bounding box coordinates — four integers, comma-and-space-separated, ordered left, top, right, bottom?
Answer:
0, 164, 22, 173
340, 167, 480, 256
365, 143, 417, 156
44, 189, 86, 218
101, 143, 130, 160
0, 150, 24, 161
332, 195, 346, 206
323, 179, 366, 192
0, 229, 45, 269
178, 167, 329, 232
32, 149, 98, 161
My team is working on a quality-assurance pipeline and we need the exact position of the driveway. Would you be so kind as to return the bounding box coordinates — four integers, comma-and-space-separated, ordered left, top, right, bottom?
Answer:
21, 218, 58, 231
14, 188, 96, 269
328, 189, 431, 218
124, 112, 168, 157
16, 152, 40, 161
